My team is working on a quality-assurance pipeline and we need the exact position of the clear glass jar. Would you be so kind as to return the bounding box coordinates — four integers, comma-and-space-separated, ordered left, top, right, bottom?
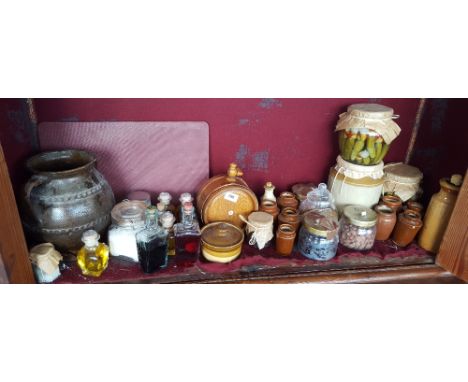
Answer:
298, 183, 338, 223
108, 200, 147, 262
339, 205, 377, 250
336, 104, 401, 166
298, 211, 339, 261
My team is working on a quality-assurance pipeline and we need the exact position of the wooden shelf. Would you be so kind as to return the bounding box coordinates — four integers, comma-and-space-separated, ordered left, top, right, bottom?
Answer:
53, 240, 450, 284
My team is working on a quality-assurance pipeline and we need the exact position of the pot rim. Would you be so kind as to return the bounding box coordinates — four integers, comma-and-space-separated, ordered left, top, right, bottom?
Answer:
26, 150, 96, 176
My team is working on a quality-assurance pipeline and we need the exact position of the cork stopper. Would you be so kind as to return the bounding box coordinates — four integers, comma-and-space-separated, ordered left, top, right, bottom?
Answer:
451, 174, 463, 186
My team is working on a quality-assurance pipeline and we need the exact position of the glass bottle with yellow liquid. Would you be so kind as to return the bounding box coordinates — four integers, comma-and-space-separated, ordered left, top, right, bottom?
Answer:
161, 211, 176, 257
77, 230, 109, 277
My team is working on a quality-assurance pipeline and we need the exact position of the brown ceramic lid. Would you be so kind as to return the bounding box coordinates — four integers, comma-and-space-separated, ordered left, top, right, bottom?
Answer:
201, 222, 244, 250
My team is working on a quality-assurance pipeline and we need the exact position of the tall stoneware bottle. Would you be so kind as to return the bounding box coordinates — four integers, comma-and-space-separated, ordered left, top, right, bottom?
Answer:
418, 174, 463, 253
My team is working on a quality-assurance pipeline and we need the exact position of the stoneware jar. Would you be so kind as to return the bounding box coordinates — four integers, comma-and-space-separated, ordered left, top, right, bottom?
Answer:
374, 204, 397, 241
275, 224, 296, 256
259, 200, 280, 223
392, 210, 423, 247
277, 207, 300, 232
277, 192, 299, 210
21, 150, 115, 251
406, 201, 424, 215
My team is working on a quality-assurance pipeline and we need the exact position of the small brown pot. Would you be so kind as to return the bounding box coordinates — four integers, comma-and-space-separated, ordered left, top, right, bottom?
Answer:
382, 194, 403, 212
260, 200, 280, 223
392, 210, 423, 247
406, 201, 424, 215
277, 192, 299, 210
276, 224, 296, 256
278, 207, 300, 232
374, 205, 397, 241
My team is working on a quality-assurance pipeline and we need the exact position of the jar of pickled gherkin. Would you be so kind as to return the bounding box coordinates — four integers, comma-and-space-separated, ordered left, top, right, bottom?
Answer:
335, 104, 401, 165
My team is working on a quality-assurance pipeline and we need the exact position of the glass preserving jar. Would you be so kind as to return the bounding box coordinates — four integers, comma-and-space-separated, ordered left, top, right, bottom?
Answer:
339, 205, 377, 250
297, 211, 339, 261
336, 104, 401, 165
108, 200, 147, 262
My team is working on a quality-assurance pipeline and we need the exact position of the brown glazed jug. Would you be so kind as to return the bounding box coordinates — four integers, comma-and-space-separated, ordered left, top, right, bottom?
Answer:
374, 204, 397, 241
21, 150, 115, 251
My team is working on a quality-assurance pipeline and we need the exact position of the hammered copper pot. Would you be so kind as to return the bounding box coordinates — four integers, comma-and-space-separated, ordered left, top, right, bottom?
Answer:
21, 150, 115, 251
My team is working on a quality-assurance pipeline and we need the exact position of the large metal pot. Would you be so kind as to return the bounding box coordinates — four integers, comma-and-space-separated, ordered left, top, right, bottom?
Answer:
21, 150, 115, 251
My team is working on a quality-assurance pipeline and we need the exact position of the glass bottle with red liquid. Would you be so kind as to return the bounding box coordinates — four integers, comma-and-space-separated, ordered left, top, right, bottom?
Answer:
174, 202, 201, 267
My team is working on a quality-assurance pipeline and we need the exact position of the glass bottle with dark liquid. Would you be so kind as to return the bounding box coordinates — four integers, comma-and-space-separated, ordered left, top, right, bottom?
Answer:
174, 202, 200, 267
136, 206, 168, 273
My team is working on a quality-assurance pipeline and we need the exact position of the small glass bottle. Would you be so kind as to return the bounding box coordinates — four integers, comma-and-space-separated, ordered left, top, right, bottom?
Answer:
178, 192, 194, 221
77, 230, 109, 277
158, 192, 176, 215
136, 206, 168, 273
161, 211, 176, 257
174, 202, 201, 267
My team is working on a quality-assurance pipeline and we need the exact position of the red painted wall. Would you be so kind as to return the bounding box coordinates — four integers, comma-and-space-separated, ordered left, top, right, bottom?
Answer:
33, 98, 421, 193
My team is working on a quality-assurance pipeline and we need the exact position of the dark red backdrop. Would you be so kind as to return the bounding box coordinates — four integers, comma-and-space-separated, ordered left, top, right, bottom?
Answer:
32, 98, 420, 193
1, 98, 465, 199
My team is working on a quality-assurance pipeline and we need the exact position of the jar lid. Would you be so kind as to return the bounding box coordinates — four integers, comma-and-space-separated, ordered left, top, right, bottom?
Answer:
248, 211, 274, 228
201, 222, 244, 250
29, 243, 62, 274
348, 103, 395, 119
336, 155, 385, 179
384, 163, 423, 183
343, 205, 377, 227
336, 104, 401, 144
303, 211, 338, 238
111, 200, 146, 227
291, 182, 316, 201
127, 190, 151, 205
